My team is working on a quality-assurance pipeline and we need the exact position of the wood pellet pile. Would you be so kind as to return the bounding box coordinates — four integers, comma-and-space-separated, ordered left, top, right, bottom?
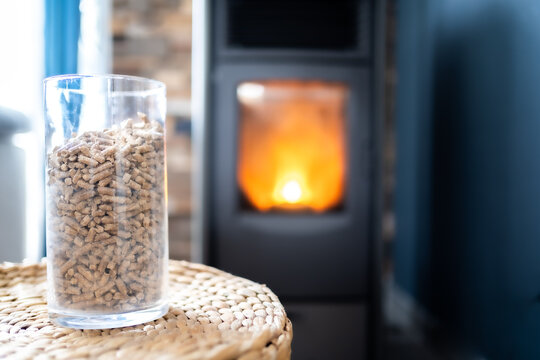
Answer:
46, 114, 167, 313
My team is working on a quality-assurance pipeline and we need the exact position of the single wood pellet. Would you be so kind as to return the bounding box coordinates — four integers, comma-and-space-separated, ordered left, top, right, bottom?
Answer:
46, 114, 167, 313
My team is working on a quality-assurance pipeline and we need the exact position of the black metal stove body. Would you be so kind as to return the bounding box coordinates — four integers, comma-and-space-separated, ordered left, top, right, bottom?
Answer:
192, 1, 385, 358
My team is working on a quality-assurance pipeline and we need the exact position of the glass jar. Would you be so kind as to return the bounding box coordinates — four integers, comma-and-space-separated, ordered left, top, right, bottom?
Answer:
44, 74, 168, 329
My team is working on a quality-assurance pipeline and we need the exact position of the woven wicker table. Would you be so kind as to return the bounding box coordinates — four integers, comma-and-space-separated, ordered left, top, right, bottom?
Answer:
0, 260, 292, 359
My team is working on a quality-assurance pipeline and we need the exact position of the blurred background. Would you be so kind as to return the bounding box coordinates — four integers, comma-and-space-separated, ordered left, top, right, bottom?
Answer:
3, 0, 540, 359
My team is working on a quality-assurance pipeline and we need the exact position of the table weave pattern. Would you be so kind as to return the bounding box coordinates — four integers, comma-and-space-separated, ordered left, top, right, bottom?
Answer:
0, 260, 292, 359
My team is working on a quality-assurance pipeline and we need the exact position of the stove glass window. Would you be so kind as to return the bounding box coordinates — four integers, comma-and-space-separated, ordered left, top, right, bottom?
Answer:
236, 80, 348, 212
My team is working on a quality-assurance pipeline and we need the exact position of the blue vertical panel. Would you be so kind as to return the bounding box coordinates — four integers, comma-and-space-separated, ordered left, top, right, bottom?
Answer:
43, 0, 80, 257
45, 0, 81, 76
395, 0, 540, 358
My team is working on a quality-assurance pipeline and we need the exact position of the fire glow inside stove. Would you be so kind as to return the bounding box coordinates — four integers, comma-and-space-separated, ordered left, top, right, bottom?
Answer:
237, 80, 348, 213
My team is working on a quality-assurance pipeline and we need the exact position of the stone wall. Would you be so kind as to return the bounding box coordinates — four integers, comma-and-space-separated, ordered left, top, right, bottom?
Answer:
112, 0, 193, 260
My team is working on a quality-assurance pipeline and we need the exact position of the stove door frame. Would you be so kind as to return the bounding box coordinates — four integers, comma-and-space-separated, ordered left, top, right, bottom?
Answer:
209, 63, 372, 298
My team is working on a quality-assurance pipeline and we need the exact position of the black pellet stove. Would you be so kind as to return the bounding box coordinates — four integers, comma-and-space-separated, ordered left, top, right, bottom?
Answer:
192, 1, 385, 358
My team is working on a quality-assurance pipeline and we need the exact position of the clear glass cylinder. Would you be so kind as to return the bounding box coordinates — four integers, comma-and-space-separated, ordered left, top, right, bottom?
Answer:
44, 74, 168, 329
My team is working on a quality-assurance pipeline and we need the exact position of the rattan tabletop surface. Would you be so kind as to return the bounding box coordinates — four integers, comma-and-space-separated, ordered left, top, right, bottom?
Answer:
0, 260, 292, 359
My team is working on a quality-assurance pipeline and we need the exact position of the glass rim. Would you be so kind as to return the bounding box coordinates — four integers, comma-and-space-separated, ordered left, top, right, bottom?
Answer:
43, 74, 166, 97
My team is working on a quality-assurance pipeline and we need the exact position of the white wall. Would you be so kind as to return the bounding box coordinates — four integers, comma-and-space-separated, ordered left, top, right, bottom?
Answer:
0, 2, 45, 262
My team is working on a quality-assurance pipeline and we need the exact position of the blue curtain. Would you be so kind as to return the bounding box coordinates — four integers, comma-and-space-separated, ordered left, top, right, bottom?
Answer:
395, 0, 540, 358
45, 0, 81, 77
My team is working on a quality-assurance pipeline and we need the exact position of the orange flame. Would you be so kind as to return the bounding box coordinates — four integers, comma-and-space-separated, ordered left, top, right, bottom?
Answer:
237, 80, 347, 212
